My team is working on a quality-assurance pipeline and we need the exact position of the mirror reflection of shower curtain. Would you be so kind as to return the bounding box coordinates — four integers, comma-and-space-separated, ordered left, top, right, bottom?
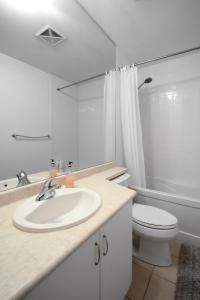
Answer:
103, 65, 146, 187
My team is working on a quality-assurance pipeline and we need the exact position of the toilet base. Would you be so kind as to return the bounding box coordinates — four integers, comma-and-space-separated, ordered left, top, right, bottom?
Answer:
134, 238, 172, 266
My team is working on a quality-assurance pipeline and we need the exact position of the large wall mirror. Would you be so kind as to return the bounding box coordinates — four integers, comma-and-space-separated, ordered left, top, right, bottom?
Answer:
0, 0, 116, 191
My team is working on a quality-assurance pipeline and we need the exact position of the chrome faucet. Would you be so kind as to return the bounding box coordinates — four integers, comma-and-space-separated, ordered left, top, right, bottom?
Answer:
36, 178, 61, 201
16, 170, 31, 187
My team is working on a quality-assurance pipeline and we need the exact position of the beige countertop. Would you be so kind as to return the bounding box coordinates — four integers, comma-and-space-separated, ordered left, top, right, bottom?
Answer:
0, 164, 136, 300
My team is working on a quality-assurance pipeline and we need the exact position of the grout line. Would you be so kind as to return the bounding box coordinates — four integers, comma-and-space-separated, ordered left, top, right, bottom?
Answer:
143, 266, 154, 300
152, 272, 177, 285
152, 258, 178, 285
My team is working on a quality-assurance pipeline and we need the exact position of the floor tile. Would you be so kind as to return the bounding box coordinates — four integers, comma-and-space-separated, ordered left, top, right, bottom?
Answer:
132, 256, 154, 272
144, 274, 176, 300
170, 239, 182, 258
153, 256, 178, 283
127, 263, 152, 300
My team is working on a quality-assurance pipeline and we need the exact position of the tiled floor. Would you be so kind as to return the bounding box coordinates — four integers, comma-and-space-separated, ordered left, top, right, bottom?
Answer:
125, 240, 182, 300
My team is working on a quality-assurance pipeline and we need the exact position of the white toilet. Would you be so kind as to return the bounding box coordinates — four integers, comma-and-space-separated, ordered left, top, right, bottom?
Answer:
112, 173, 178, 266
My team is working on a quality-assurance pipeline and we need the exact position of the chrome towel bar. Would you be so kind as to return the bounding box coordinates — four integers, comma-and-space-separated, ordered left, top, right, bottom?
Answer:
12, 134, 51, 140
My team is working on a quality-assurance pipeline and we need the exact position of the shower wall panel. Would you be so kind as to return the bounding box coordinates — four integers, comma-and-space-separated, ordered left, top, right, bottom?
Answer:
138, 51, 200, 199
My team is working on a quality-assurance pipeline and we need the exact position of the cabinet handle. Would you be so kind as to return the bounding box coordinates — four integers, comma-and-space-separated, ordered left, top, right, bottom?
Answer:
103, 234, 109, 256
94, 242, 100, 266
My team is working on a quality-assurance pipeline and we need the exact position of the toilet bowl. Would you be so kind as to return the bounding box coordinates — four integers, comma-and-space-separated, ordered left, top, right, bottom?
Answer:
112, 173, 178, 266
132, 203, 178, 266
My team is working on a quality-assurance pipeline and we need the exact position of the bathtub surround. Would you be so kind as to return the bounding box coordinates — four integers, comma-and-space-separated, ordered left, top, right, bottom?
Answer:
138, 51, 200, 199
103, 66, 146, 187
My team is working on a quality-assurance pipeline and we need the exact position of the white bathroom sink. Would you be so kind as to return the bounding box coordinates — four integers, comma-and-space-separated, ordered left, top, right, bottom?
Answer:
0, 175, 46, 192
13, 188, 102, 232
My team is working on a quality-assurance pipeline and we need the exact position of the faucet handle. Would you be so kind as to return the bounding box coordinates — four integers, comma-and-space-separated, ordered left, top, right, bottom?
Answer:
16, 170, 31, 186
36, 178, 61, 201
44, 178, 54, 188
45, 178, 61, 189
16, 170, 26, 178
16, 171, 23, 181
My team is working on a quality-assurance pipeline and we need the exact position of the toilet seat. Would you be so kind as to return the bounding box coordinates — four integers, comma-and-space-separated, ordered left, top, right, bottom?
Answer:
132, 204, 178, 230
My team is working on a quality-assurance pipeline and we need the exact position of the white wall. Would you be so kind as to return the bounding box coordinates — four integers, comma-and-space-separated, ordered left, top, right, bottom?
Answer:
116, 47, 131, 67
138, 51, 200, 199
77, 78, 104, 169
0, 53, 78, 180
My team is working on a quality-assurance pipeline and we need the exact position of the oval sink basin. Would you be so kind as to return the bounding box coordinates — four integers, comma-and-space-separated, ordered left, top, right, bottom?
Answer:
13, 188, 102, 232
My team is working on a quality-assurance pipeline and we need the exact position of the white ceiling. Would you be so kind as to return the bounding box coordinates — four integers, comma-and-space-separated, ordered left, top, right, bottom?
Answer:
78, 0, 200, 64
0, 0, 115, 82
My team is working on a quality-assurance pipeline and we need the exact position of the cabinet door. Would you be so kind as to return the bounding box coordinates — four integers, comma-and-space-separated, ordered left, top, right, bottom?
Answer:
100, 202, 132, 300
25, 232, 100, 300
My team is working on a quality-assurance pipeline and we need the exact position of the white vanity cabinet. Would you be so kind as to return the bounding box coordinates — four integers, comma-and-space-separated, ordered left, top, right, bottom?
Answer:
100, 201, 132, 300
24, 201, 132, 300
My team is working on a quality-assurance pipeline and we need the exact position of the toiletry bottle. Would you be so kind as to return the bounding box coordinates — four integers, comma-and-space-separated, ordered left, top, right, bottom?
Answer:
49, 159, 57, 178
65, 161, 74, 188
57, 160, 64, 174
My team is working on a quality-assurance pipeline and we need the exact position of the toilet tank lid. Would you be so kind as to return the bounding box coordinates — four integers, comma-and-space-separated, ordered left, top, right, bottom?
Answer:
132, 204, 178, 227
111, 173, 131, 184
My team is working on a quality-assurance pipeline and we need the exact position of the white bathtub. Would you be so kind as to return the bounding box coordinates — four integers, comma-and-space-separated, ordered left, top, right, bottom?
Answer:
130, 184, 200, 246
146, 176, 200, 200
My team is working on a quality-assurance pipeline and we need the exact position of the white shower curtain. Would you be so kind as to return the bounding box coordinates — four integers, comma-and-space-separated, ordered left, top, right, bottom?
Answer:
103, 65, 146, 187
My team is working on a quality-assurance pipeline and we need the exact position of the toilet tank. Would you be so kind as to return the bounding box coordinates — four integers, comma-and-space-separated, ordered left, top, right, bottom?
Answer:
111, 173, 131, 187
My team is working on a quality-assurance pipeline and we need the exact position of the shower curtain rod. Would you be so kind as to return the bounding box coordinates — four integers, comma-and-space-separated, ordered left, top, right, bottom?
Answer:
57, 45, 200, 91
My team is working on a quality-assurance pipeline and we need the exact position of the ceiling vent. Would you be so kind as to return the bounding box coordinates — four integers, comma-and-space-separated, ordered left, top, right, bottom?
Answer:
36, 26, 66, 46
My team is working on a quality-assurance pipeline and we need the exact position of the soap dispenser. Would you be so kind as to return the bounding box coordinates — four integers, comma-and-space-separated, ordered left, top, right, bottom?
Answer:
49, 159, 58, 178
68, 161, 73, 172
65, 161, 74, 188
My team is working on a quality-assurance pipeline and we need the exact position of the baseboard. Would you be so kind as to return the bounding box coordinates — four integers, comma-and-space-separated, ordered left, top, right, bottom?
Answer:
178, 230, 200, 247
